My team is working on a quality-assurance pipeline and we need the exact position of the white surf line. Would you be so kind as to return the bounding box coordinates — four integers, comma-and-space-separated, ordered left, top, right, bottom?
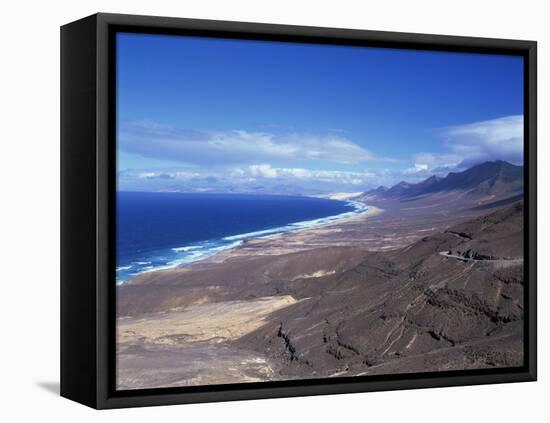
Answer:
223, 200, 370, 243
117, 200, 372, 284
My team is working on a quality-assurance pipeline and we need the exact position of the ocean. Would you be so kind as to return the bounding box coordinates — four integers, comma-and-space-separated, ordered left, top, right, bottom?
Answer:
116, 192, 367, 283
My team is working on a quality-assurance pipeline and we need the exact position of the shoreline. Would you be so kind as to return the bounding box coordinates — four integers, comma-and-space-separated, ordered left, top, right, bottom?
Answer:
195, 203, 383, 265
117, 197, 378, 284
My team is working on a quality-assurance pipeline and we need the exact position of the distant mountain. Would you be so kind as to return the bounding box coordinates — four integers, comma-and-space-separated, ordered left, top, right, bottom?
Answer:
423, 161, 523, 195
385, 181, 414, 198
367, 185, 389, 196
365, 160, 523, 201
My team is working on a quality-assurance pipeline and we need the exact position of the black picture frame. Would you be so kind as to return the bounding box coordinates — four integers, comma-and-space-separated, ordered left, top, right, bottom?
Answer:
60, 12, 537, 409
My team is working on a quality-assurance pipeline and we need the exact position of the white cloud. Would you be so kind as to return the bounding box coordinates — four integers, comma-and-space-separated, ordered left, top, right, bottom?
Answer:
248, 164, 278, 178
137, 172, 156, 179
404, 163, 429, 174
445, 115, 522, 145
118, 164, 384, 194
119, 121, 378, 166
133, 170, 201, 180
279, 167, 312, 178
411, 115, 524, 174
442, 115, 523, 167
118, 115, 524, 194
247, 164, 376, 184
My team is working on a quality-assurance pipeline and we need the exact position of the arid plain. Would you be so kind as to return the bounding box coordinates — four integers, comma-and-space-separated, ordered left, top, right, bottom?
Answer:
117, 161, 525, 389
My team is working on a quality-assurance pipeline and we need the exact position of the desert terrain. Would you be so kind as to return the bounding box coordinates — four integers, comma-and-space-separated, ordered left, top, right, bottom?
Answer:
116, 160, 525, 389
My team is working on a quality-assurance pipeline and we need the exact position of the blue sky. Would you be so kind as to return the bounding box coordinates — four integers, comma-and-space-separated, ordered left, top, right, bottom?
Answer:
117, 32, 524, 194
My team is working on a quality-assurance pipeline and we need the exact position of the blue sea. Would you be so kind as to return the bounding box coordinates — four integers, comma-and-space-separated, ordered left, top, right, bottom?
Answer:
116, 192, 368, 284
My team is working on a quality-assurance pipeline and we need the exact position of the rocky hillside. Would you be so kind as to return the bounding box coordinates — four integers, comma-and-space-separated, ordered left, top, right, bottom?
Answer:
364, 160, 523, 201
235, 201, 524, 377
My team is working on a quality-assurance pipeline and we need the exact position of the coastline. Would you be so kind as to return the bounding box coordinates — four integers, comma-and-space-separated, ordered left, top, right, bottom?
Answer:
117, 197, 376, 284
195, 203, 383, 265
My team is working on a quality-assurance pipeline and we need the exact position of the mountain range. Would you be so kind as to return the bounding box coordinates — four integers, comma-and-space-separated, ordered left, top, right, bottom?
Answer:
363, 160, 523, 201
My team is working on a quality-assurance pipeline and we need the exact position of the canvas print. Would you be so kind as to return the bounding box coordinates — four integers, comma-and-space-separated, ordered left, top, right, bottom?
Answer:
115, 33, 525, 390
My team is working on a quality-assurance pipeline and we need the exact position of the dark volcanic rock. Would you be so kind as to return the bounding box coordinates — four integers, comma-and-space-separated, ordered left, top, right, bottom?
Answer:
234, 201, 524, 378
